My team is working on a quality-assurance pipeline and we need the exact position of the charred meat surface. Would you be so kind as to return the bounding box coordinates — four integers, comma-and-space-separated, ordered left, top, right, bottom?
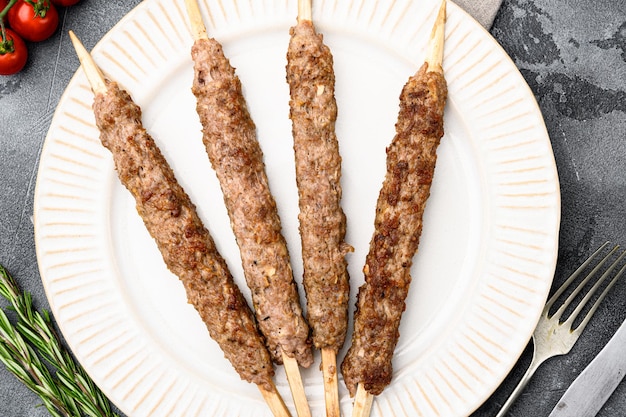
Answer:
286, 20, 352, 353
191, 38, 313, 367
341, 63, 448, 396
93, 82, 275, 390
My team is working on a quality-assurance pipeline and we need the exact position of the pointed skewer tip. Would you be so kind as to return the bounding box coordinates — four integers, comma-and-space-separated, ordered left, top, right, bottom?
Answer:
297, 0, 312, 23
426, 0, 446, 73
68, 30, 107, 95
184, 0, 208, 41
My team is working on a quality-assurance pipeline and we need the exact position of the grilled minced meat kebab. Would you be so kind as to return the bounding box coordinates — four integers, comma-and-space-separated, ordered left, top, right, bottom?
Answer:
191, 38, 313, 367
286, 20, 352, 354
92, 81, 275, 391
341, 60, 448, 396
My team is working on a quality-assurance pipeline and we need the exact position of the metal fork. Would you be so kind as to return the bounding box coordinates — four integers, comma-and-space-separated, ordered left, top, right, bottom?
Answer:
496, 241, 626, 417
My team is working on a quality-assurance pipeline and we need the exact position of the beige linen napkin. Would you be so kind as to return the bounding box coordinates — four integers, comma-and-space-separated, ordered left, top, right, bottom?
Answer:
454, 0, 503, 28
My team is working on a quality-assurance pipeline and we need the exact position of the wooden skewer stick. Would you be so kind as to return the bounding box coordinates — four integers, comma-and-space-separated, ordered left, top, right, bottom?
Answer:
68, 28, 293, 417
184, 0, 208, 41
297, 0, 312, 23
68, 30, 107, 95
296, 2, 343, 416
184, 1, 310, 416
259, 382, 294, 417
282, 352, 312, 417
426, 0, 446, 74
352, 384, 374, 417
350, 2, 446, 416
321, 348, 341, 417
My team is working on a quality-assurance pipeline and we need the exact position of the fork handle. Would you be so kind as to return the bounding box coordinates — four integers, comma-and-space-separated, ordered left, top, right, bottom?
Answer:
495, 359, 543, 417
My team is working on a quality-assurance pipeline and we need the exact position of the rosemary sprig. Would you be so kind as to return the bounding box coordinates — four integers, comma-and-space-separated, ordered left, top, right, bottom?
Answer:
0, 264, 118, 417
0, 308, 77, 417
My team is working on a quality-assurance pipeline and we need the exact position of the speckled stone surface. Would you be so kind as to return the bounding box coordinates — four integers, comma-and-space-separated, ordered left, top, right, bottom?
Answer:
472, 1, 626, 416
0, 0, 625, 416
0, 3, 142, 416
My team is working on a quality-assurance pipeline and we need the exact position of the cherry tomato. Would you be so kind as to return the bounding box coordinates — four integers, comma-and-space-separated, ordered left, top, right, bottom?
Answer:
50, 0, 80, 6
8, 0, 59, 42
0, 28, 28, 75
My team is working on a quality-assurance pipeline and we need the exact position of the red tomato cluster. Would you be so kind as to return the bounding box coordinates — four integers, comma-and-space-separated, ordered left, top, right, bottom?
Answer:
0, 0, 82, 75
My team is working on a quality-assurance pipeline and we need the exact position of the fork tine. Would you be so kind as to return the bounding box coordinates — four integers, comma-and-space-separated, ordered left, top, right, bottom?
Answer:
495, 241, 625, 417
567, 249, 626, 333
544, 242, 615, 315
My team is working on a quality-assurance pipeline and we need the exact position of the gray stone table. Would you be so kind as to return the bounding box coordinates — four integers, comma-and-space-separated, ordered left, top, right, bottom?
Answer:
1, 0, 625, 416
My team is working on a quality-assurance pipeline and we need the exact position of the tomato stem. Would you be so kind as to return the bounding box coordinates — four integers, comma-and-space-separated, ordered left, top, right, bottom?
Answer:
25, 0, 50, 18
0, 24, 14, 54
0, 0, 18, 54
0, 0, 17, 52
0, 0, 18, 21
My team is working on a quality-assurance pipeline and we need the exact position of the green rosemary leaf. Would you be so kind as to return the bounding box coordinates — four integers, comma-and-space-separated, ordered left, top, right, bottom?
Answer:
0, 264, 119, 417
0, 309, 74, 417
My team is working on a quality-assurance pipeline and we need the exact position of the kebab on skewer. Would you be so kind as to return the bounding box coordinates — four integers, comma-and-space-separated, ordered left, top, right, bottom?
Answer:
183, 1, 313, 415
340, 1, 448, 416
286, 1, 353, 416
68, 31, 291, 417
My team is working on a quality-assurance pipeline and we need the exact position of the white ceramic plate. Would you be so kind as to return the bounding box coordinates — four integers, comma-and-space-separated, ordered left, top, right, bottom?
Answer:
34, 0, 560, 416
